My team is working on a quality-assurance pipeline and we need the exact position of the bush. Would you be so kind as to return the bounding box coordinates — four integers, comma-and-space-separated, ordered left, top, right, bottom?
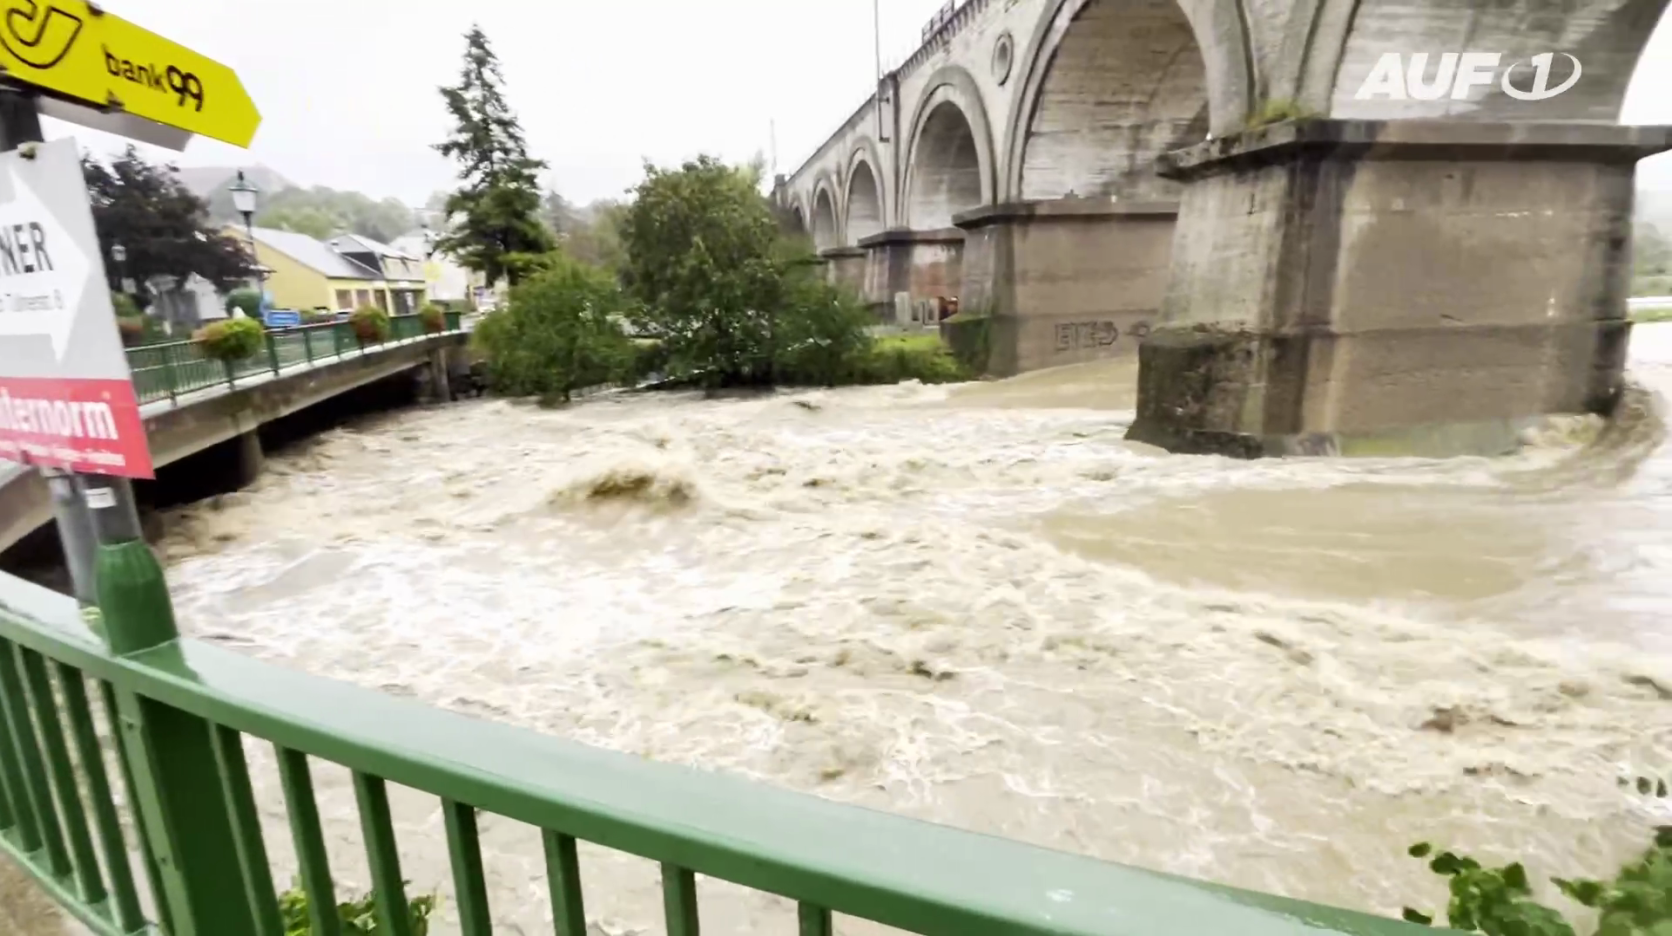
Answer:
303, 308, 339, 326
852, 333, 974, 385
349, 305, 391, 343
470, 253, 636, 402
111, 291, 142, 318
1401, 775, 1672, 935
771, 276, 875, 386
279, 882, 437, 935
193, 317, 265, 361
115, 315, 146, 347
226, 288, 263, 319
418, 303, 447, 334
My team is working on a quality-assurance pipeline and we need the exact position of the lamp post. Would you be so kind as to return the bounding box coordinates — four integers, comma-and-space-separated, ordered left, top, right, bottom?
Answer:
109, 242, 126, 292
228, 170, 263, 313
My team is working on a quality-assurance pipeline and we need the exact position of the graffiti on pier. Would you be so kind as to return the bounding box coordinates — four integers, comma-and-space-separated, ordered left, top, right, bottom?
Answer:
1055, 320, 1150, 352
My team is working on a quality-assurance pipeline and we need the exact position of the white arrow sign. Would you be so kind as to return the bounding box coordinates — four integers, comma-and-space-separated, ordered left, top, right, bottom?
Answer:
0, 160, 89, 361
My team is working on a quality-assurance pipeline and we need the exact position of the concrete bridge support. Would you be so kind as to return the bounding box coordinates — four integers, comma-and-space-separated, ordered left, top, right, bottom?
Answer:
233, 430, 265, 489
820, 247, 867, 298
1127, 121, 1672, 457
956, 199, 1176, 376
860, 229, 966, 323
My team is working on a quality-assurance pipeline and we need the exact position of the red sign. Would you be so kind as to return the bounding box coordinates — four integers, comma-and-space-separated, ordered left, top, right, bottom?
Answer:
0, 139, 155, 480
0, 376, 152, 478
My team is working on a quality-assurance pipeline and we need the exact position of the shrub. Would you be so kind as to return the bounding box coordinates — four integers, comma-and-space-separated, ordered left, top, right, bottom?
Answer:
350, 305, 391, 343
194, 317, 265, 361
303, 308, 339, 326
111, 291, 142, 318
853, 333, 974, 385
771, 276, 875, 386
279, 882, 437, 935
115, 315, 146, 347
1401, 775, 1672, 935
226, 288, 263, 319
470, 253, 636, 402
418, 303, 447, 334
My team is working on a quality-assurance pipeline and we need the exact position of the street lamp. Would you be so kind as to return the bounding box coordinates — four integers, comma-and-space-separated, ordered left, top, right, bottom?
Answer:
228, 170, 263, 300
109, 242, 126, 292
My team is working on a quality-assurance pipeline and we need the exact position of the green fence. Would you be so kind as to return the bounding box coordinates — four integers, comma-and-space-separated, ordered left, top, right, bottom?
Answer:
0, 553, 1427, 935
127, 312, 464, 406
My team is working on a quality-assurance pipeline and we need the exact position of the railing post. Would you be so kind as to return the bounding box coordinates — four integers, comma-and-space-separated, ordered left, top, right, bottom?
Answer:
265, 331, 280, 376
162, 346, 179, 405
303, 328, 313, 364
224, 358, 236, 390
85, 484, 263, 935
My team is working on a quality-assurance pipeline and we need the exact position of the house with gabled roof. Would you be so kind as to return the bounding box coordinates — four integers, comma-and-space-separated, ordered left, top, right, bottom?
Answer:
233, 226, 427, 314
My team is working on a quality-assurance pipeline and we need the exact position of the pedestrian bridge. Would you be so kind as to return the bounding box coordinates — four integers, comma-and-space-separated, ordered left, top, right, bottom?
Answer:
0, 312, 468, 558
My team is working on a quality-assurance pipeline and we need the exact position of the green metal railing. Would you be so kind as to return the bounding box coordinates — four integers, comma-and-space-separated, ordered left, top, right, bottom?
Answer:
127, 311, 465, 406
0, 558, 1426, 935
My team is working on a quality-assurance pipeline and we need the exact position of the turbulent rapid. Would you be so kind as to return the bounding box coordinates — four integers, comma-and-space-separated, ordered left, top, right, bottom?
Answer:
61, 326, 1672, 933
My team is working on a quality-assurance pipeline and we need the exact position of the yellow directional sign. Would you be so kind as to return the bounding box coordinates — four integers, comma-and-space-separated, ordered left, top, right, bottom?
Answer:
0, 1, 260, 147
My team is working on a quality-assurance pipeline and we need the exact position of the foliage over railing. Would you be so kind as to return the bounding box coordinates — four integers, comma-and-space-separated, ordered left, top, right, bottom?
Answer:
125, 310, 464, 406
0, 554, 1428, 936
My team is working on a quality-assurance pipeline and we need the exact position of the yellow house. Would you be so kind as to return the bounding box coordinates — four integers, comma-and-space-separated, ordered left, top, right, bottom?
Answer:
236, 226, 428, 314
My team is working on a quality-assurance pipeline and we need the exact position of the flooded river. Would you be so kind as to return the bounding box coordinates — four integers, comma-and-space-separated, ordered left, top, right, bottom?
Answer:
21, 326, 1672, 934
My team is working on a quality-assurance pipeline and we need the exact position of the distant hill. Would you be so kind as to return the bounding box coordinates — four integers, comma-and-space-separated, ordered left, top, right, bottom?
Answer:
175, 165, 297, 221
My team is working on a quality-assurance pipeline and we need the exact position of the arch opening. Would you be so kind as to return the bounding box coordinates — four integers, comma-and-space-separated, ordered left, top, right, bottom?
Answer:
811, 188, 839, 253
909, 101, 983, 229
1019, 0, 1208, 202
847, 160, 884, 243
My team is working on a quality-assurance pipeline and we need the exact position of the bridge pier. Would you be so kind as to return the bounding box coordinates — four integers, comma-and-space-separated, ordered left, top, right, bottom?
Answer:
819, 247, 867, 298
859, 228, 965, 324
955, 199, 1176, 377
1127, 120, 1672, 458
422, 348, 454, 404
233, 430, 265, 489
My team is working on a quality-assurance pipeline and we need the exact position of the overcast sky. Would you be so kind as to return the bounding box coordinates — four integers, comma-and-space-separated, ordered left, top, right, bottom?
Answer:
45, 0, 1672, 206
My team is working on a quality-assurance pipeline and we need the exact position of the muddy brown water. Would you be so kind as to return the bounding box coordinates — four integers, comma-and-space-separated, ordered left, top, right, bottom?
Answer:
9, 325, 1672, 935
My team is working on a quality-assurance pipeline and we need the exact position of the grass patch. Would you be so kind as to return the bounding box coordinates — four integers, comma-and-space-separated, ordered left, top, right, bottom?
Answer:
1631, 306, 1672, 324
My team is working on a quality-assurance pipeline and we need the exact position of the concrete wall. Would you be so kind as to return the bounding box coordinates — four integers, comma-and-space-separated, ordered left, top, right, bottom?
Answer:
958, 199, 1175, 375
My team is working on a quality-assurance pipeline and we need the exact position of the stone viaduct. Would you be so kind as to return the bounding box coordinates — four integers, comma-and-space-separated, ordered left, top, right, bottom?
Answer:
774, 0, 1670, 456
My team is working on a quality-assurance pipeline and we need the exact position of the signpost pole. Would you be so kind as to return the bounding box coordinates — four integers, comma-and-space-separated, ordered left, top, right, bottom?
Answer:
0, 88, 151, 599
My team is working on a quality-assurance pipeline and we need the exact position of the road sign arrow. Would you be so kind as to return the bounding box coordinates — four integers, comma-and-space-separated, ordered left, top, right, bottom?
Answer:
0, 158, 86, 362
0, 1, 261, 147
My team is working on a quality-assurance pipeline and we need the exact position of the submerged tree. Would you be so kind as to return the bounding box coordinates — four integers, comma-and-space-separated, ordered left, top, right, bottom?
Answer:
433, 25, 553, 289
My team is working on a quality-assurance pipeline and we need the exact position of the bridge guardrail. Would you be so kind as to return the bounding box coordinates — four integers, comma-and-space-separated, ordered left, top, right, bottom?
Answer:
126, 311, 465, 406
0, 556, 1426, 935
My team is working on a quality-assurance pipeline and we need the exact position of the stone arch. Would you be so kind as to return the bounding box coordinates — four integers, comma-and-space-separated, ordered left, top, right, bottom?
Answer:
1000, 0, 1253, 202
902, 65, 996, 230
845, 149, 886, 244
811, 181, 840, 252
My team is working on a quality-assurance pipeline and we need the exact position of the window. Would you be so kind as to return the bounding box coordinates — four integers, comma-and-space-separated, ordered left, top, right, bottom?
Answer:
374, 290, 389, 311
355, 289, 372, 308
335, 290, 352, 311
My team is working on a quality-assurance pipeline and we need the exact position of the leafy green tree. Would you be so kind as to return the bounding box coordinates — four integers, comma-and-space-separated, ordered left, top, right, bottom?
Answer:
225, 288, 263, 318
82, 146, 255, 292
254, 187, 416, 243
1636, 224, 1672, 277
561, 198, 629, 273
619, 155, 791, 386
471, 253, 635, 402
433, 25, 554, 289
